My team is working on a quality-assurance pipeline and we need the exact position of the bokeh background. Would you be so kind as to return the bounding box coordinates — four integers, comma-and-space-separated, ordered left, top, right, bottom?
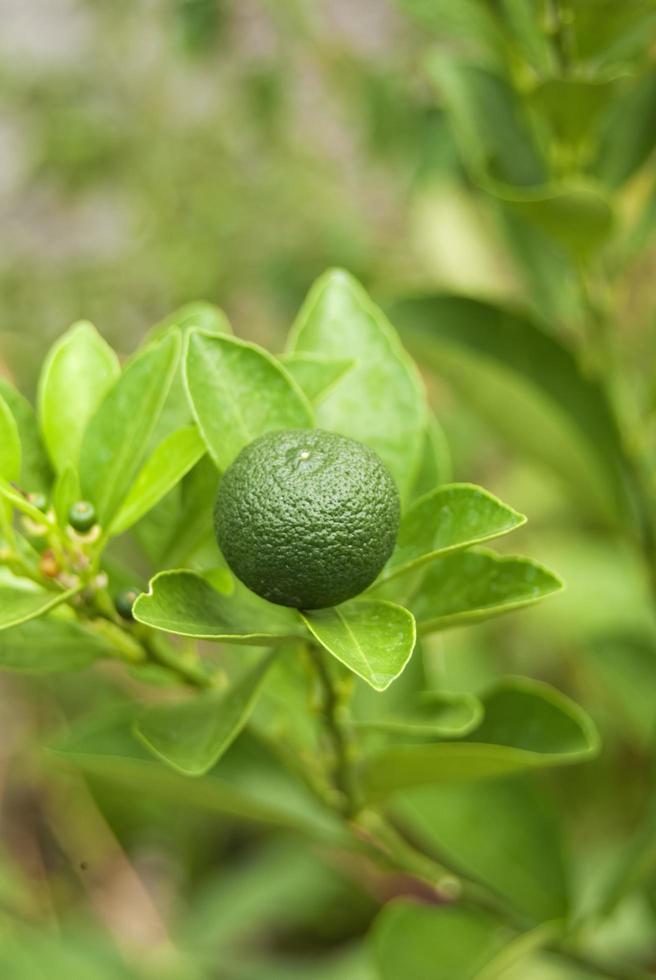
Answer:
2, 1, 656, 977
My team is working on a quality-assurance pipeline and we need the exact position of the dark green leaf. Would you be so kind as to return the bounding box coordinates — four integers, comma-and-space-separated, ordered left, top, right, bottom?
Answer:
288, 269, 426, 501
411, 549, 563, 632
109, 424, 205, 536
133, 569, 305, 644
383, 484, 525, 582
135, 652, 276, 775
184, 332, 313, 471
37, 321, 120, 473
301, 600, 416, 691
360, 677, 600, 801
387, 293, 633, 525
80, 332, 180, 523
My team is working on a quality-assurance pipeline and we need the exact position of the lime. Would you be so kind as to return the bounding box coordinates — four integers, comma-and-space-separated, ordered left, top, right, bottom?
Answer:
214, 429, 400, 609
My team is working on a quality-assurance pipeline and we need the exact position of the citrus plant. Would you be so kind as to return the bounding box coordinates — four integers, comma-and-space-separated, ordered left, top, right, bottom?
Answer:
0, 269, 602, 973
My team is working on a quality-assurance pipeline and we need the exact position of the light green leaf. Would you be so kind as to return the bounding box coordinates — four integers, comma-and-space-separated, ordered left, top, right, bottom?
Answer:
135, 652, 276, 775
80, 332, 180, 523
382, 484, 525, 582
0, 616, 111, 672
371, 901, 513, 980
0, 379, 51, 492
133, 569, 305, 644
0, 478, 54, 525
360, 677, 600, 801
279, 353, 355, 404
288, 269, 426, 501
397, 0, 504, 54
357, 690, 483, 740
37, 321, 120, 473
396, 779, 570, 923
0, 393, 21, 484
109, 425, 206, 536
0, 576, 78, 631
147, 301, 232, 343
53, 463, 80, 528
388, 294, 633, 525
301, 600, 416, 692
411, 549, 563, 632
184, 331, 313, 471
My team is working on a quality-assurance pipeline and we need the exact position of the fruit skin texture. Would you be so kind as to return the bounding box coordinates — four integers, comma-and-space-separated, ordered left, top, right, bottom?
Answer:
214, 429, 400, 609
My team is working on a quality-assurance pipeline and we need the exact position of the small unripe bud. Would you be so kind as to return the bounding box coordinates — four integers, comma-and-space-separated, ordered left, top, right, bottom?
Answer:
115, 587, 140, 621
68, 500, 97, 533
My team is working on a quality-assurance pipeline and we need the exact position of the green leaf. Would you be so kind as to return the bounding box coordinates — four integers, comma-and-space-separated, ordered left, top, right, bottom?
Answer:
37, 321, 120, 473
0, 379, 51, 492
396, 0, 503, 54
184, 331, 313, 471
382, 484, 525, 582
147, 301, 232, 343
530, 76, 621, 148
591, 71, 656, 188
396, 779, 570, 923
497, 181, 615, 260
0, 616, 111, 672
411, 414, 452, 498
301, 600, 416, 692
0, 478, 54, 526
135, 652, 276, 775
0, 576, 78, 631
411, 549, 563, 632
109, 425, 206, 536
428, 58, 547, 188
357, 690, 483, 740
360, 677, 600, 801
133, 569, 305, 644
52, 464, 80, 528
0, 393, 21, 484
288, 269, 426, 501
79, 332, 180, 524
280, 353, 355, 404
371, 902, 513, 980
387, 294, 633, 525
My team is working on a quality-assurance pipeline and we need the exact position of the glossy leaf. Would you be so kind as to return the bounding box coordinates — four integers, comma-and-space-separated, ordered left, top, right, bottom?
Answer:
109, 425, 205, 536
387, 293, 633, 525
0, 393, 21, 484
135, 652, 277, 775
80, 332, 180, 523
383, 484, 525, 582
360, 677, 600, 801
52, 464, 80, 528
411, 549, 563, 632
37, 321, 120, 473
371, 901, 513, 980
184, 331, 313, 471
0, 616, 112, 672
0, 378, 51, 492
133, 569, 305, 644
301, 600, 416, 691
280, 352, 355, 404
396, 779, 570, 923
0, 577, 78, 631
288, 269, 426, 501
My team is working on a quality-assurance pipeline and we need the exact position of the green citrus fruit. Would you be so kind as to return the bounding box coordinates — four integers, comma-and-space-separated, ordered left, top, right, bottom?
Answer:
68, 500, 97, 533
214, 429, 400, 609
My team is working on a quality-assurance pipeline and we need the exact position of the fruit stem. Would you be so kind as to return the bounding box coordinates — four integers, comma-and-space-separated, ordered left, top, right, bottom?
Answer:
307, 643, 360, 817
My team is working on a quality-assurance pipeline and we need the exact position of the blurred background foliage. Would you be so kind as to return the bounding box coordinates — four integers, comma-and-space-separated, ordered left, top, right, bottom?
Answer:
1, 0, 656, 977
